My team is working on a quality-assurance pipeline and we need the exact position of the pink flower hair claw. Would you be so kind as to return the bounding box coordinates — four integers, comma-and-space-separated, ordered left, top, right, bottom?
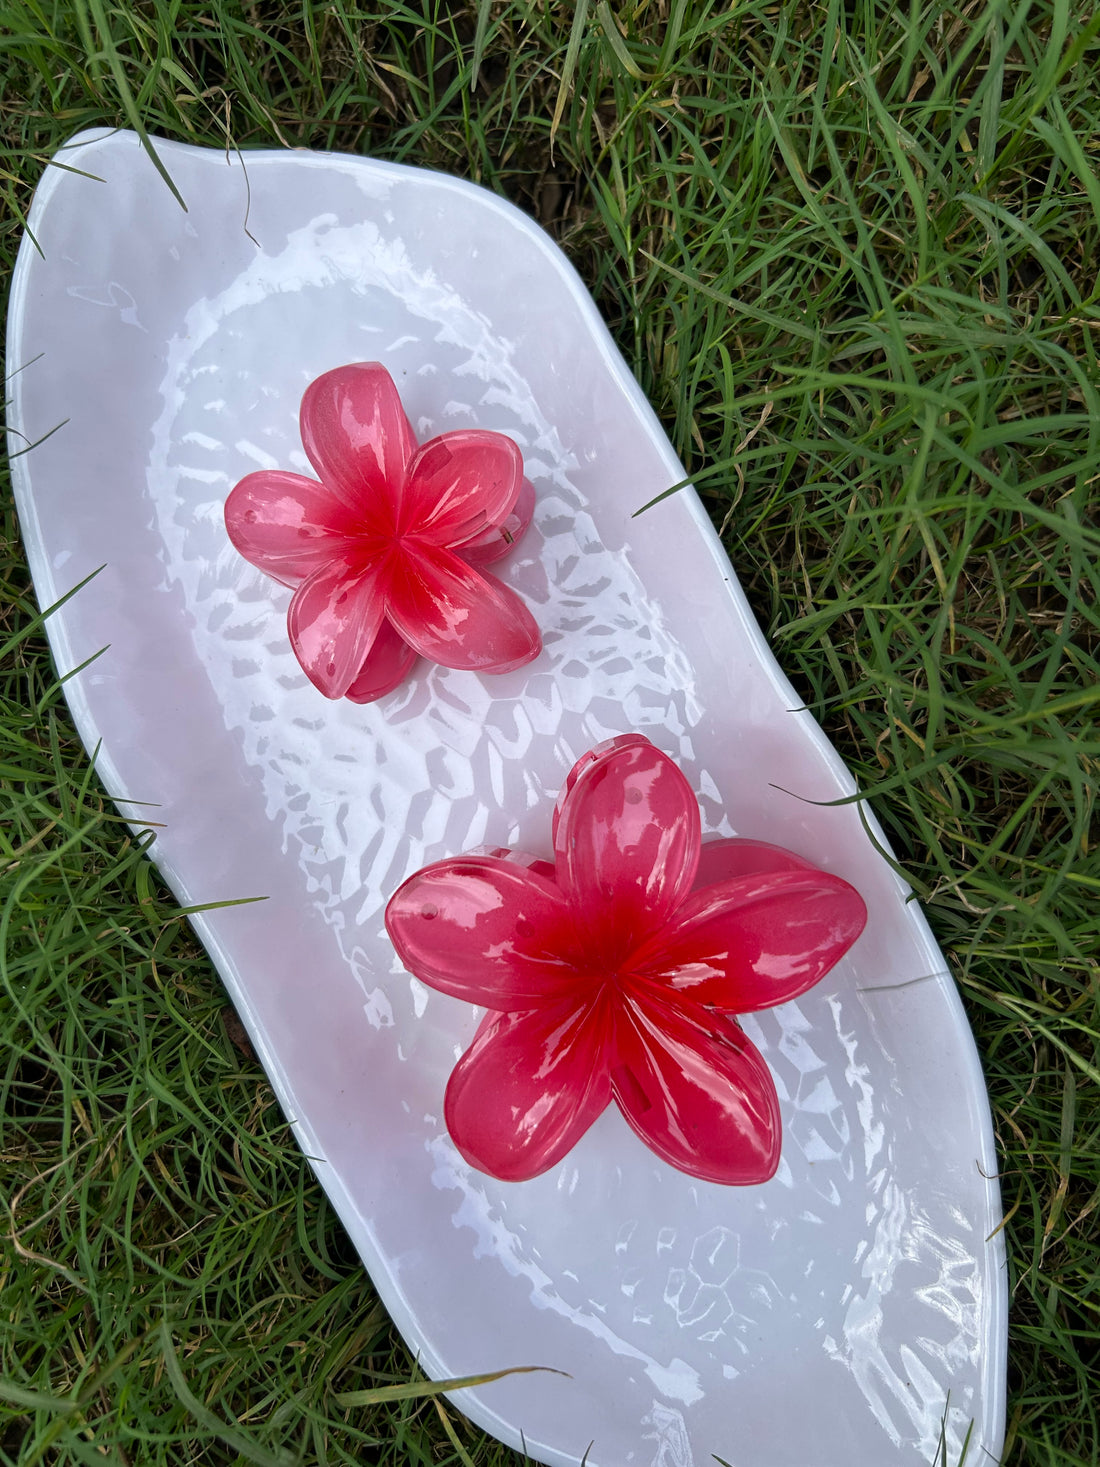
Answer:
224, 363, 540, 703
386, 735, 868, 1185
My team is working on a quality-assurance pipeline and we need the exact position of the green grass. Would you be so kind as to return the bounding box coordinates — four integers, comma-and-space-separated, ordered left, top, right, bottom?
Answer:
2, 1, 1098, 1462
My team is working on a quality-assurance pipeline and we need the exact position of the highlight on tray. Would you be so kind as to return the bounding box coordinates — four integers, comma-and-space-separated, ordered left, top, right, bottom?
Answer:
386, 734, 867, 1184
224, 362, 540, 703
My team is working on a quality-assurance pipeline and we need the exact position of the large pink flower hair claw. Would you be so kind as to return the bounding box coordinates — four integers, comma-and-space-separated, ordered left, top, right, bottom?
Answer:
386, 735, 867, 1185
224, 363, 540, 702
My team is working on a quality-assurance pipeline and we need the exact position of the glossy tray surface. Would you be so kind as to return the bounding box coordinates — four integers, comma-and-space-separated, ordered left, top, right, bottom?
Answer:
7, 130, 1006, 1467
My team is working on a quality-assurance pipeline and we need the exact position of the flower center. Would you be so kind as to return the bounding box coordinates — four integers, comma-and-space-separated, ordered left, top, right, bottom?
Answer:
342, 524, 408, 575
585, 965, 642, 1004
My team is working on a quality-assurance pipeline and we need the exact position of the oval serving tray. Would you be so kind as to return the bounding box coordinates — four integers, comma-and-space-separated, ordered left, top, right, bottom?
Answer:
7, 130, 1006, 1467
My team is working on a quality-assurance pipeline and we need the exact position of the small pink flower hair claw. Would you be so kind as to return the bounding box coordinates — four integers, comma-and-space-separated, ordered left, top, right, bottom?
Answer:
386, 735, 868, 1185
224, 363, 540, 702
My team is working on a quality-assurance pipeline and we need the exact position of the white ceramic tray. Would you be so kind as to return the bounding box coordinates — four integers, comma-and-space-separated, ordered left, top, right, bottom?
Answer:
7, 130, 1006, 1467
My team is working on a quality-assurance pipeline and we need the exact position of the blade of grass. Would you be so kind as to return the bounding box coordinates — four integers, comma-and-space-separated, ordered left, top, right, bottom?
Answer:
333, 1364, 569, 1409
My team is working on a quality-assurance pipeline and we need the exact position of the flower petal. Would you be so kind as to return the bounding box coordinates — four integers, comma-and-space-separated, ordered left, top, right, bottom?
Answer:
613, 997, 780, 1185
401, 430, 523, 546
445, 1000, 613, 1181
287, 559, 386, 700
384, 543, 541, 672
463, 846, 558, 882
693, 837, 817, 889
630, 868, 867, 1012
299, 362, 417, 519
344, 618, 418, 703
454, 477, 536, 566
554, 737, 700, 965
224, 470, 355, 582
386, 855, 582, 1009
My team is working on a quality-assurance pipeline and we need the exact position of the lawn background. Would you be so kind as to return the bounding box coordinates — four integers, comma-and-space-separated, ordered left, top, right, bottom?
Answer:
2, 1, 1098, 1464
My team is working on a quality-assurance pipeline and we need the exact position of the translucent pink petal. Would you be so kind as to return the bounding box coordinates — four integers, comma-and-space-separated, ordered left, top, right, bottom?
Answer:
613, 998, 780, 1185
554, 737, 700, 966
299, 362, 417, 519
344, 618, 418, 704
224, 471, 355, 582
384, 543, 541, 672
693, 837, 817, 889
463, 846, 558, 882
385, 855, 582, 1009
550, 734, 652, 847
401, 430, 523, 546
454, 477, 536, 566
445, 999, 614, 1181
287, 560, 386, 700
629, 868, 867, 1012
